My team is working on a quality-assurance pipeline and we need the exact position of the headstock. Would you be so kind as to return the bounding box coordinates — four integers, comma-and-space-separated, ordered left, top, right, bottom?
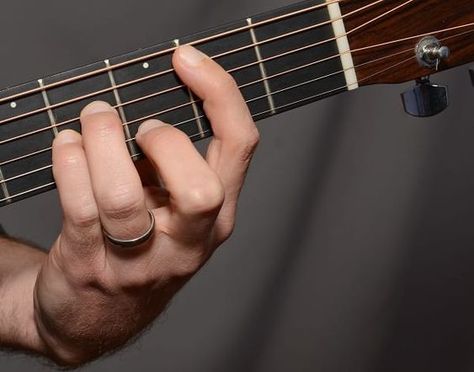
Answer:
340, 0, 474, 117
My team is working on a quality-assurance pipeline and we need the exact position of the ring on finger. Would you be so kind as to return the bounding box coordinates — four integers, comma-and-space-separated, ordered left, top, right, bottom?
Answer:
103, 209, 155, 249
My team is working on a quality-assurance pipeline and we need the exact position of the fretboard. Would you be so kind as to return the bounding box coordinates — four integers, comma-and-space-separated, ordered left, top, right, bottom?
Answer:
0, 0, 356, 208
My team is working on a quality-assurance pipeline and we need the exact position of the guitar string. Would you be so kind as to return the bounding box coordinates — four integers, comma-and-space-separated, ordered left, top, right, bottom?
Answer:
0, 22, 473, 197
0, 0, 347, 105
0, 43, 418, 169
1, 19, 472, 149
0, 53, 420, 204
0, 48, 409, 180
0, 0, 384, 128
1, 21, 471, 191
0, 23, 472, 179
3, 16, 474, 205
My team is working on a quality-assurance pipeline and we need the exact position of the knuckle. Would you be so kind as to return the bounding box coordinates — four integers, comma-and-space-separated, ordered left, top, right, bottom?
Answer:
212, 73, 238, 94
217, 222, 236, 245
170, 252, 206, 278
99, 186, 143, 221
121, 270, 155, 290
208, 73, 238, 96
180, 177, 224, 215
69, 204, 100, 228
234, 129, 260, 163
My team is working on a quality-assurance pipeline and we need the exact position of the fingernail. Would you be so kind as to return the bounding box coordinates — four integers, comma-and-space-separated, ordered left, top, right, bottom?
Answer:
56, 129, 81, 145
81, 101, 116, 117
137, 120, 167, 137
178, 45, 207, 67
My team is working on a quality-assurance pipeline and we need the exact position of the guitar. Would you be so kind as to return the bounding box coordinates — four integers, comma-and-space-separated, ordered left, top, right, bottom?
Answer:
0, 0, 472, 208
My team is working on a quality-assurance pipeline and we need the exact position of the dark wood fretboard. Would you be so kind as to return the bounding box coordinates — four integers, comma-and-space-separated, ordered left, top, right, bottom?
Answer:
3, 0, 472, 208
0, 0, 349, 207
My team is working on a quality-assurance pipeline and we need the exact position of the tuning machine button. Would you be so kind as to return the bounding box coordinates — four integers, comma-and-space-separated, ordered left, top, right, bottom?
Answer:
416, 36, 450, 70
401, 77, 449, 117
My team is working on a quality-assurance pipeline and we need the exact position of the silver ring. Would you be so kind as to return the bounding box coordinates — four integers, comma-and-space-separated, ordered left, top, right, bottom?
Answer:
103, 209, 155, 249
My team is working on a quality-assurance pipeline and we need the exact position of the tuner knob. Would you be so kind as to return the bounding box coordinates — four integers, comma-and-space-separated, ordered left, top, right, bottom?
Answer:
416, 36, 450, 70
470, 69, 474, 86
401, 77, 449, 117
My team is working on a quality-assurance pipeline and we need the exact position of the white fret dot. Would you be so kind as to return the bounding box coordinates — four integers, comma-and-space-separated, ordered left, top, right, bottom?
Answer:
10, 102, 16, 109
143, 62, 150, 69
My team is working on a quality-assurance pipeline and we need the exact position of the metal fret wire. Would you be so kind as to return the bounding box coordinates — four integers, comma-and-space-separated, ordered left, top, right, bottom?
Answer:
1, 11, 473, 202
1, 18, 473, 174
0, 47, 411, 183
0, 53, 421, 204
0, 42, 418, 169
1, 22, 473, 199
0, 0, 425, 148
2, 18, 473, 149
0, 0, 381, 129
0, 0, 346, 106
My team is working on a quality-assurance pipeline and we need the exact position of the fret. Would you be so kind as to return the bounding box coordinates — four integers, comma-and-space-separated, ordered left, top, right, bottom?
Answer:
0, 80, 56, 207
246, 17, 276, 115
0, 0, 361, 207
250, 0, 346, 114
104, 59, 138, 156
326, 0, 358, 90
0, 167, 10, 204
43, 61, 117, 132
104, 60, 128, 123
180, 16, 269, 122
110, 41, 201, 139
38, 79, 59, 137
173, 39, 206, 139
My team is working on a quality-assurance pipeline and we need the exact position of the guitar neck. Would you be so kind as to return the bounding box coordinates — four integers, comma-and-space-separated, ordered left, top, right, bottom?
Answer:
0, 0, 473, 208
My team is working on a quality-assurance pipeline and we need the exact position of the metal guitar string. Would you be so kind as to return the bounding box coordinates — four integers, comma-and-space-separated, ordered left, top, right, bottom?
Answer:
0, 0, 420, 149
0, 0, 347, 105
0, 53, 425, 204
2, 17, 472, 149
0, 17, 473, 201
0, 7, 472, 157
0, 19, 473, 181
1, 24, 473, 200
0, 44, 418, 168
0, 0, 384, 128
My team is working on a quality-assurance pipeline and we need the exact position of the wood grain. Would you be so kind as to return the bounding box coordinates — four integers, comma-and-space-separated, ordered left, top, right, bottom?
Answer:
340, 0, 474, 85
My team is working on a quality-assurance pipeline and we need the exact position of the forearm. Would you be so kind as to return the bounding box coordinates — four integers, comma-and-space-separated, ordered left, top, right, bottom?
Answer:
0, 236, 46, 354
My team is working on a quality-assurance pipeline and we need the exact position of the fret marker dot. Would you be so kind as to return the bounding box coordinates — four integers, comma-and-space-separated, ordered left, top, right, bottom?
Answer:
143, 62, 150, 69
10, 102, 16, 109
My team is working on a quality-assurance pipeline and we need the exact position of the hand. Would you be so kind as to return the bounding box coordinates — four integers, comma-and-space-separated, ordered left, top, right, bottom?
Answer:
34, 45, 259, 365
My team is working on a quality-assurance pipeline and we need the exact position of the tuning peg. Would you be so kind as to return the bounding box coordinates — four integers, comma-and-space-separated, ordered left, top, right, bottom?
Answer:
401, 77, 449, 117
469, 69, 474, 86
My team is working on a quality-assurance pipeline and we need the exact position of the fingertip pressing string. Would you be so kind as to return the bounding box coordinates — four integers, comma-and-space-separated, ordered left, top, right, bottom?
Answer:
1, 0, 473, 203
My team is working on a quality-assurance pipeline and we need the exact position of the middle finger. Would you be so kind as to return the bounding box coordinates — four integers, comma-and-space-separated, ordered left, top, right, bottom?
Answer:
80, 101, 150, 242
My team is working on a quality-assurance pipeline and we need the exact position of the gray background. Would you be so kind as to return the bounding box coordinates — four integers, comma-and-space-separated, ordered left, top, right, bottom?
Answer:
1, 0, 474, 371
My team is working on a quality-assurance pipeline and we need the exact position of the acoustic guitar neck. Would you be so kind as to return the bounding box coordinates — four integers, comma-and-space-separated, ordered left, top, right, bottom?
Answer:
0, 0, 473, 208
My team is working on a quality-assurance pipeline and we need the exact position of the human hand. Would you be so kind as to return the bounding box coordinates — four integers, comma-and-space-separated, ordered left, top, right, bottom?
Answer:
33, 45, 259, 365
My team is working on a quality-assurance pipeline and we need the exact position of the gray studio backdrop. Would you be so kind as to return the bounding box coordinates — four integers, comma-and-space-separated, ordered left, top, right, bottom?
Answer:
1, 1, 473, 371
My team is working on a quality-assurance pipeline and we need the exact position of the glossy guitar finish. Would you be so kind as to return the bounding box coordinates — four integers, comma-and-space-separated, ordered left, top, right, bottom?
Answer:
341, 0, 474, 84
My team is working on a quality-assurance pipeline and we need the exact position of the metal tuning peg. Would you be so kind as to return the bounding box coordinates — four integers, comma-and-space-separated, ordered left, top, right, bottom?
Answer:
401, 77, 449, 117
416, 36, 450, 71
470, 69, 474, 86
